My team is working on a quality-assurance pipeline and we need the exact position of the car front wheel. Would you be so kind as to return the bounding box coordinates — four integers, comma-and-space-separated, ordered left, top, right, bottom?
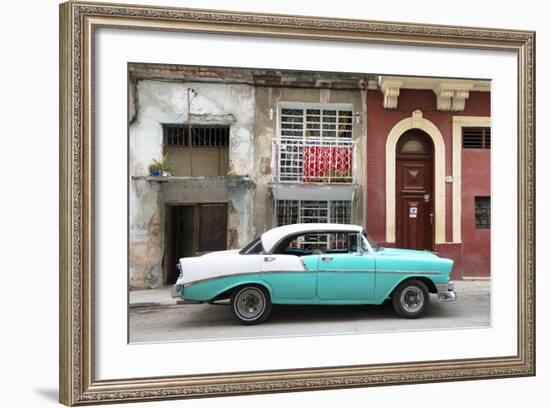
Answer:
230, 285, 272, 325
392, 279, 429, 318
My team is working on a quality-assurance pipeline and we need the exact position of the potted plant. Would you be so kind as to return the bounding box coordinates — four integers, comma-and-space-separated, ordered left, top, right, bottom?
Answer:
148, 162, 160, 177
151, 153, 173, 177
321, 168, 352, 183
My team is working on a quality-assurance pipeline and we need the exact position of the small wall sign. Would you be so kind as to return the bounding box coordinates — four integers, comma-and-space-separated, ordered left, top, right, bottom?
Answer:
409, 207, 417, 218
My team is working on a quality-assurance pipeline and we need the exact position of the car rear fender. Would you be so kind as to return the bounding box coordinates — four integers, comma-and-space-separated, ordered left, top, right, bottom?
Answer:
207, 277, 274, 302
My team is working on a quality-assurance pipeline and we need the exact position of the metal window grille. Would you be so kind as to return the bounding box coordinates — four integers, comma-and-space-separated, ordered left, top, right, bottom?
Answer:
475, 196, 491, 229
275, 200, 299, 226
274, 137, 356, 182
330, 200, 352, 224
462, 127, 491, 149
276, 200, 352, 249
163, 124, 230, 147
280, 108, 353, 139
276, 105, 355, 183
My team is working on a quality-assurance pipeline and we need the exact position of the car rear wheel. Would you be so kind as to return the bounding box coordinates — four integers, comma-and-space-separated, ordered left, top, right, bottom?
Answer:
392, 279, 429, 318
230, 285, 272, 325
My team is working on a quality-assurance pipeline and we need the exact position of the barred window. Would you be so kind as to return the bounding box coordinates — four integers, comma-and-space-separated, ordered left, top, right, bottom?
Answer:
280, 106, 353, 139
475, 196, 491, 229
162, 124, 230, 176
276, 200, 352, 226
163, 124, 230, 147
275, 200, 352, 250
462, 127, 491, 149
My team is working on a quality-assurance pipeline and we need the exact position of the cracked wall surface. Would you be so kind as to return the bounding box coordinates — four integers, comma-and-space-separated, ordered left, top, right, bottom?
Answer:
129, 80, 256, 289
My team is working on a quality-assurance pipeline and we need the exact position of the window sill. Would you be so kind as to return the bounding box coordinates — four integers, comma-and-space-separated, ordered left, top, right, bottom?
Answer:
131, 175, 254, 188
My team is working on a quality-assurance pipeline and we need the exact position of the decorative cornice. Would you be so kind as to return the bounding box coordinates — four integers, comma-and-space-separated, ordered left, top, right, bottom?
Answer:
451, 90, 471, 111
378, 76, 479, 112
434, 88, 455, 111
379, 78, 404, 110
434, 83, 474, 112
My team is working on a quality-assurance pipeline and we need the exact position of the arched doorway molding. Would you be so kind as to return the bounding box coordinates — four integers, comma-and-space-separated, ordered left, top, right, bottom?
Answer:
385, 110, 446, 244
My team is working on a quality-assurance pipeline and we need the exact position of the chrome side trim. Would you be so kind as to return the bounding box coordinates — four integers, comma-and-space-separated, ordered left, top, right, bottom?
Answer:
318, 269, 375, 273
182, 269, 443, 288
378, 270, 443, 276
183, 270, 310, 288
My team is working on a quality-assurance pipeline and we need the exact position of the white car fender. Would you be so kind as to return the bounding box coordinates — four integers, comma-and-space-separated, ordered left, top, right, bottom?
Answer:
176, 252, 308, 286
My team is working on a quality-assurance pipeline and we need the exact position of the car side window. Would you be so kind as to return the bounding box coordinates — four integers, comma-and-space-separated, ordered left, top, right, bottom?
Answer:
276, 232, 352, 256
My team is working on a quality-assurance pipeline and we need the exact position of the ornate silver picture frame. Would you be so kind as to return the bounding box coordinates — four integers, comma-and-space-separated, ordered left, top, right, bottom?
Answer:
59, 1, 535, 405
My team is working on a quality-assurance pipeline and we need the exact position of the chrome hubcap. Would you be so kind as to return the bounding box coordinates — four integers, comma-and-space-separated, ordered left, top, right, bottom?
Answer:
236, 289, 265, 320
400, 286, 424, 313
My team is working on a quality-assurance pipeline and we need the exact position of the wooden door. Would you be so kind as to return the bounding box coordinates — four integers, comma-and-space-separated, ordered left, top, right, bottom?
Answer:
168, 205, 196, 284
166, 203, 228, 284
197, 204, 228, 254
396, 130, 434, 250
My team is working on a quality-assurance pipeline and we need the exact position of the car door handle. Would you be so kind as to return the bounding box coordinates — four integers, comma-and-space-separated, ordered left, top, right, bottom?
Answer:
264, 256, 276, 262
321, 256, 333, 261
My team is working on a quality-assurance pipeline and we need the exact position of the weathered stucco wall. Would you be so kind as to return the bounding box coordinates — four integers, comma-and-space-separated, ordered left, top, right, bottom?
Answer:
129, 80, 256, 289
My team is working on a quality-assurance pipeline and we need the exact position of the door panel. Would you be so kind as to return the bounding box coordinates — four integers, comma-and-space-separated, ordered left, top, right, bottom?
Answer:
396, 159, 434, 250
399, 162, 429, 192
316, 253, 375, 300
168, 206, 195, 284
398, 196, 431, 250
198, 204, 227, 253
260, 254, 317, 300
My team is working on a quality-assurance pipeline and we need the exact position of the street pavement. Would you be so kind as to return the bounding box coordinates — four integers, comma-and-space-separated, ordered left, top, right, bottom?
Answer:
129, 280, 490, 343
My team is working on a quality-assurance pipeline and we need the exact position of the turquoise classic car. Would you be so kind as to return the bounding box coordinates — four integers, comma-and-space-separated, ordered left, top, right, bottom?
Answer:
171, 223, 456, 324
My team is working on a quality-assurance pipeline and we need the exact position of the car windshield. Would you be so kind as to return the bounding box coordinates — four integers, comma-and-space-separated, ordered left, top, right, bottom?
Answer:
363, 233, 380, 251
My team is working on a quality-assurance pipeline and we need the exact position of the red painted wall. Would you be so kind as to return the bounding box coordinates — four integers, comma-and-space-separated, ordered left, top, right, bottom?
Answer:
461, 149, 491, 276
365, 89, 490, 278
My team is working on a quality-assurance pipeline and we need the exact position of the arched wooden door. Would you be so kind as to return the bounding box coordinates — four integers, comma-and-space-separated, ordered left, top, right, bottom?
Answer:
395, 129, 434, 250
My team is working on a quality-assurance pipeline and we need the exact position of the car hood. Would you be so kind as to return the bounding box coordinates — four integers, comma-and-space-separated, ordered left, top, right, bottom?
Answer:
377, 248, 439, 259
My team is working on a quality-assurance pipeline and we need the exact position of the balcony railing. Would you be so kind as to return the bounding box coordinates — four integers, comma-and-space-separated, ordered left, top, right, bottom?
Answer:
272, 136, 357, 183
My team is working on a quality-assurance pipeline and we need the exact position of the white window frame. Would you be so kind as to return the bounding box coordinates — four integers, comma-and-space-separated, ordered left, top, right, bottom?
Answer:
273, 102, 357, 183
276, 102, 355, 141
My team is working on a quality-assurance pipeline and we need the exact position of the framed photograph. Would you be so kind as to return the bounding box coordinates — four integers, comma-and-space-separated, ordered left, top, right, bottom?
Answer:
59, 1, 535, 405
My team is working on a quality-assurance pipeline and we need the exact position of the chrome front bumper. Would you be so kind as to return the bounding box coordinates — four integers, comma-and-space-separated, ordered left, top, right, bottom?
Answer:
436, 282, 457, 302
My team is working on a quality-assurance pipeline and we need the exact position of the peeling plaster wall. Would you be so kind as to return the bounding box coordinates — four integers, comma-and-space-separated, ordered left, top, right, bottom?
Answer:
129, 80, 256, 289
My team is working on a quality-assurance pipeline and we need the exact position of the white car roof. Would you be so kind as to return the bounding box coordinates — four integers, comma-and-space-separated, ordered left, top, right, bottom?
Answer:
260, 223, 363, 253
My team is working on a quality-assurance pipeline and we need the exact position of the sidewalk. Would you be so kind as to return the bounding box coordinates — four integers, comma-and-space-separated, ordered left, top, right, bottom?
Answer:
129, 285, 174, 307
129, 280, 491, 307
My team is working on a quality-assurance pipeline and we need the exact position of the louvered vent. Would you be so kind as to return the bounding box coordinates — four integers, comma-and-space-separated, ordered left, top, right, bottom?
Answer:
462, 127, 491, 149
